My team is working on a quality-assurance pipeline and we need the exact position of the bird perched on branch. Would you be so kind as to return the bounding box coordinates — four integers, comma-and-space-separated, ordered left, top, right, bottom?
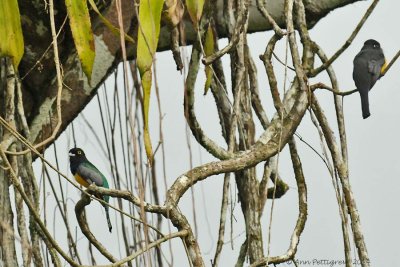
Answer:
69, 147, 112, 232
353, 39, 386, 119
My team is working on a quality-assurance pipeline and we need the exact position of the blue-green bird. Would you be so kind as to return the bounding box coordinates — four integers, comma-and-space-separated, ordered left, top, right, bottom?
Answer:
69, 148, 112, 232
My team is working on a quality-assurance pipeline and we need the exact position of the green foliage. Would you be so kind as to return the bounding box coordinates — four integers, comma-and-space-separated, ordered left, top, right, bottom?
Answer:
65, 0, 95, 82
0, 0, 24, 69
137, 0, 164, 164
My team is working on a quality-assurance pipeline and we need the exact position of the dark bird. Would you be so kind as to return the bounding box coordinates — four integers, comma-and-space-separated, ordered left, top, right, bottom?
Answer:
353, 39, 386, 119
69, 148, 112, 232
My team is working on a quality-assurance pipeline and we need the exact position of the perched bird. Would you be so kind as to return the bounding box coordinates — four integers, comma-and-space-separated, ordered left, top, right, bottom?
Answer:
353, 39, 386, 119
69, 148, 112, 232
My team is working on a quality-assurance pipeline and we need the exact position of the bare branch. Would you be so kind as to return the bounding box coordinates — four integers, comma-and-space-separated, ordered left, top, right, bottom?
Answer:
202, 0, 250, 65
308, 108, 353, 266
311, 95, 370, 267
256, 0, 286, 36
311, 83, 358, 96
260, 34, 285, 112
170, 26, 184, 71
211, 174, 230, 267
165, 80, 309, 208
184, 38, 233, 160
75, 194, 118, 262
0, 149, 78, 267
381, 49, 400, 76
249, 138, 308, 267
80, 230, 188, 267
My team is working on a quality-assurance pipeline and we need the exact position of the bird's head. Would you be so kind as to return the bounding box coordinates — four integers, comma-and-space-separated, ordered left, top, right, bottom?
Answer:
364, 39, 381, 49
69, 148, 86, 162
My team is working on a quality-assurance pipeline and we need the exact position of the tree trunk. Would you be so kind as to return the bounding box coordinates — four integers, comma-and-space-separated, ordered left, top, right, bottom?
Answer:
0, 59, 18, 267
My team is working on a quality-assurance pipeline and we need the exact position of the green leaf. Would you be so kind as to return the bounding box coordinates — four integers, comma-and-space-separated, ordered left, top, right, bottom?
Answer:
203, 25, 214, 95
66, 0, 95, 82
137, 0, 164, 164
186, 0, 205, 27
0, 0, 24, 70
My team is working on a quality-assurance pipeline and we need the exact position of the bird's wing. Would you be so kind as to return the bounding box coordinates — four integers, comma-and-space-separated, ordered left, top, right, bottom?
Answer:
368, 59, 381, 76
76, 162, 105, 187
368, 50, 385, 74
353, 51, 370, 89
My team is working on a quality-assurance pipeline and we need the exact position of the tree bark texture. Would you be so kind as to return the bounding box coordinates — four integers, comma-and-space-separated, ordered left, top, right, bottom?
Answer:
0, 60, 18, 267
0, 165, 18, 267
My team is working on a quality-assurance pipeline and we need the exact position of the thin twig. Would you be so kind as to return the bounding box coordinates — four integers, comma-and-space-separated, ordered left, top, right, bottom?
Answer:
75, 193, 118, 262
184, 38, 233, 159
202, 0, 250, 65
272, 52, 295, 71
212, 35, 245, 264
313, 43, 349, 175
43, 167, 82, 264
256, 0, 286, 36
211, 173, 230, 267
0, 149, 78, 266
0, 116, 165, 236
266, 16, 291, 260
28, 0, 63, 151
80, 230, 188, 267
260, 34, 284, 112
20, 15, 68, 81
381, 49, 400, 76
249, 138, 308, 267
310, 0, 381, 76
311, 95, 370, 267
286, 0, 307, 92
170, 26, 183, 71
308, 107, 352, 267
311, 82, 358, 96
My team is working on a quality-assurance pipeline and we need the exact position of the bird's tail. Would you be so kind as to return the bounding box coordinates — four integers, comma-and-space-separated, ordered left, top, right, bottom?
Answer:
360, 90, 370, 119
104, 205, 112, 233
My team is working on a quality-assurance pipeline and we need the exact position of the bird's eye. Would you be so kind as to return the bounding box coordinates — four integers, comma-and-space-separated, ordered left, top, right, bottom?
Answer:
77, 151, 81, 155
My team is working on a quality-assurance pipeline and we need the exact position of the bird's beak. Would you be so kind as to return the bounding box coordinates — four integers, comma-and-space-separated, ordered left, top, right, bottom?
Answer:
69, 153, 75, 157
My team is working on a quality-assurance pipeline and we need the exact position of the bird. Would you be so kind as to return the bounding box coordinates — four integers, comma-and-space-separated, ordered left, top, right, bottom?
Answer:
353, 39, 386, 119
69, 147, 112, 232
